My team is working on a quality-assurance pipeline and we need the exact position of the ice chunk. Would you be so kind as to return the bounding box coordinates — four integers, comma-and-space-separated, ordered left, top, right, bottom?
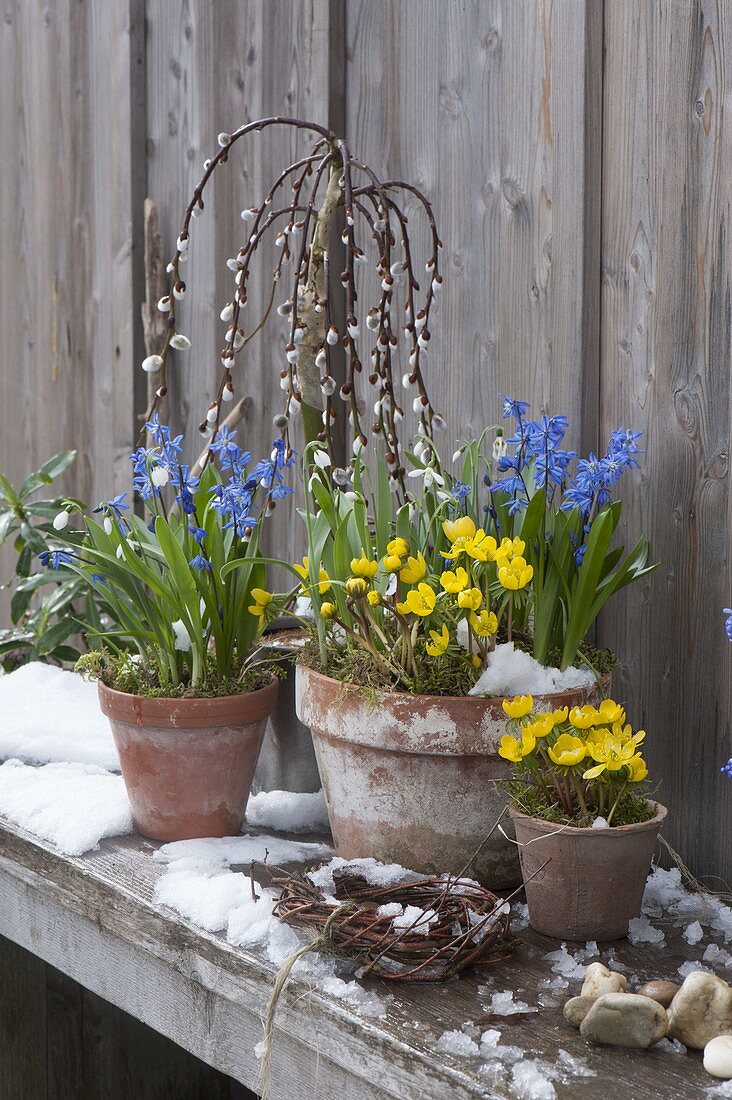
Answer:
435, 1030, 479, 1058
555, 1049, 596, 1078
544, 943, 593, 979
679, 960, 712, 978
468, 642, 594, 697
684, 920, 704, 945
591, 816, 609, 829
488, 989, 537, 1016
511, 1060, 557, 1100
0, 759, 131, 855
0, 662, 118, 770
704, 943, 732, 968
656, 1037, 687, 1055
627, 916, 665, 944
511, 901, 530, 930
246, 789, 329, 832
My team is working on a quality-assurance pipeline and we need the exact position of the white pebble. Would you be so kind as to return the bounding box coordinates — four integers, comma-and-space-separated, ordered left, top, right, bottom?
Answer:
705, 1035, 732, 1079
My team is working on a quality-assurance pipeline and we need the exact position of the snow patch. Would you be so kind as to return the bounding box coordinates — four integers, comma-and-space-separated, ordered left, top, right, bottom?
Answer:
0, 759, 131, 855
468, 643, 594, 698
0, 662, 118, 770
307, 856, 414, 896
392, 905, 438, 936
245, 789, 329, 833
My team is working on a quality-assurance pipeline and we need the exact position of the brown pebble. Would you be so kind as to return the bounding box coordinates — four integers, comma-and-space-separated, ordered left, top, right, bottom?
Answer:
563, 996, 596, 1028
636, 980, 680, 1009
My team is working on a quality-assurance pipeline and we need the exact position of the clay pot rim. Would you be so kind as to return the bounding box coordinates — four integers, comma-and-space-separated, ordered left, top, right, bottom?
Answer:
98, 675, 278, 728
297, 661, 611, 707
509, 800, 667, 836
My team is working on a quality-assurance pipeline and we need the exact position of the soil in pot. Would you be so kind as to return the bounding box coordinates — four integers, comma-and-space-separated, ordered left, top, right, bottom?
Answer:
99, 678, 278, 842
295, 664, 610, 890
511, 802, 667, 941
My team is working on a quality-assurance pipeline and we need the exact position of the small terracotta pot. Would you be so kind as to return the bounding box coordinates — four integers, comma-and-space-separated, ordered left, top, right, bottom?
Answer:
511, 802, 667, 941
99, 678, 278, 842
295, 664, 609, 889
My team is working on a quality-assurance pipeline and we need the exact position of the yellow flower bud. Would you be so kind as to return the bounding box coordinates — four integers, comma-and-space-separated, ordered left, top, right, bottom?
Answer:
320, 601, 337, 620
387, 537, 409, 558
345, 576, 369, 599
367, 590, 381, 607
350, 550, 379, 578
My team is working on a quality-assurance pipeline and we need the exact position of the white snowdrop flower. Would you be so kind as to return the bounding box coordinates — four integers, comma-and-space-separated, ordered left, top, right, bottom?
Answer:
206, 405, 218, 424
286, 347, 299, 364
347, 321, 359, 339
226, 257, 239, 272
157, 296, 171, 313
313, 449, 331, 469
293, 327, 304, 344
176, 234, 189, 253
222, 384, 234, 402
220, 303, 234, 323
240, 208, 256, 222
402, 372, 412, 390
315, 349, 327, 369
352, 437, 364, 456
344, 491, 359, 502
172, 619, 192, 652
116, 544, 125, 559
425, 468, 445, 489
435, 490, 451, 503
169, 334, 191, 351
103, 517, 113, 535
326, 326, 339, 345
452, 448, 464, 464
217, 131, 231, 147
493, 435, 507, 460
141, 354, 164, 373
172, 283, 186, 300
414, 440, 425, 459
53, 510, 69, 531
151, 466, 170, 488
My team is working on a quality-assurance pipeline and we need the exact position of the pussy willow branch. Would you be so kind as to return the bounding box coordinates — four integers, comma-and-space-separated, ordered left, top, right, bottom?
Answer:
143, 116, 443, 493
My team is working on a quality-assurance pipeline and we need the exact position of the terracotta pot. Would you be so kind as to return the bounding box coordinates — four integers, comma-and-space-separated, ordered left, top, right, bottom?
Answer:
99, 678, 278, 842
511, 802, 667, 941
295, 664, 609, 889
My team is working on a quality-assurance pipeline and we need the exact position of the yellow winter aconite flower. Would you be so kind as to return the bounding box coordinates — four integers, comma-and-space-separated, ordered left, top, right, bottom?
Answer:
626, 754, 649, 783
425, 623, 449, 656
463, 530, 497, 561
345, 576, 369, 599
442, 516, 476, 543
293, 556, 331, 594
457, 587, 483, 611
498, 728, 537, 762
383, 553, 403, 572
548, 734, 587, 767
524, 712, 556, 739
582, 733, 636, 778
397, 582, 436, 617
497, 557, 533, 591
399, 551, 427, 584
440, 567, 469, 593
495, 536, 526, 565
320, 601, 336, 619
502, 694, 534, 719
367, 590, 381, 607
387, 537, 409, 558
469, 609, 498, 637
350, 550, 379, 578
248, 588, 273, 621
594, 699, 626, 725
569, 705, 598, 730
551, 707, 569, 724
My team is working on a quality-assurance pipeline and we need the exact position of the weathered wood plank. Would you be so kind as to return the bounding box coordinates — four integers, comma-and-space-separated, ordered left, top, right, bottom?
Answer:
344, 0, 602, 449
0, 818, 724, 1099
599, 0, 732, 880
0, 936, 47, 1100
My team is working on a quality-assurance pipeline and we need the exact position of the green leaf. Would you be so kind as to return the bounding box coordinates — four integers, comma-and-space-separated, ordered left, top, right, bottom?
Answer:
19, 451, 76, 500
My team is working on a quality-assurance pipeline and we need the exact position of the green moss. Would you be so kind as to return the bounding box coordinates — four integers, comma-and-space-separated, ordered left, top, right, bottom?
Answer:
75, 649, 281, 698
506, 778, 656, 828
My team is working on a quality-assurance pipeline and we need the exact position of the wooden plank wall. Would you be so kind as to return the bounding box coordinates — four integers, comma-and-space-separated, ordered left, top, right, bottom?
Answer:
0, 0, 730, 879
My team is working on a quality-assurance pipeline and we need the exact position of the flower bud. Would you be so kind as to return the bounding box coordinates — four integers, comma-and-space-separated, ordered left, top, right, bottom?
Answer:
220, 303, 234, 323
169, 334, 191, 351
53, 510, 70, 531
142, 354, 164, 373
157, 296, 171, 313
345, 577, 368, 599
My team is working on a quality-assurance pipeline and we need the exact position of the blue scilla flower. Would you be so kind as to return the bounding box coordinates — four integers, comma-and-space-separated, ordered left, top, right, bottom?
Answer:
524, 414, 570, 454
500, 395, 531, 421
724, 609, 732, 641
39, 548, 76, 570
170, 464, 199, 515
93, 492, 129, 518
91, 573, 106, 584
722, 758, 732, 780
451, 481, 470, 502
145, 414, 184, 462
189, 553, 212, 572
188, 525, 208, 545
210, 426, 251, 473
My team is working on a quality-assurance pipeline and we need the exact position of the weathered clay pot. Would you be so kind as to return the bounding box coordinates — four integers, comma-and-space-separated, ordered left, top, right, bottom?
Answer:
511, 802, 667, 941
295, 664, 608, 889
99, 679, 278, 842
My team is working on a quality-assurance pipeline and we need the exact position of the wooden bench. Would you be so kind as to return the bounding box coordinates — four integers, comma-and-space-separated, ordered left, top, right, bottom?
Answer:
0, 817, 718, 1098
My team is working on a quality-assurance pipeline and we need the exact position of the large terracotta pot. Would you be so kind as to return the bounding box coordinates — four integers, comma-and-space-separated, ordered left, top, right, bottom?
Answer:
295, 664, 609, 889
99, 678, 278, 842
511, 802, 667, 941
